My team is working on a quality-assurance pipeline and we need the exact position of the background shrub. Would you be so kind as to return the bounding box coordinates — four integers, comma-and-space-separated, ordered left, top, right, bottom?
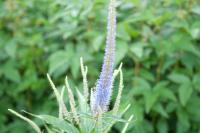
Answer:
0, 0, 200, 132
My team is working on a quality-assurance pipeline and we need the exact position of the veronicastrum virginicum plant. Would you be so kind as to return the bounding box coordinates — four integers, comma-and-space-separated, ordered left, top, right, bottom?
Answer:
8, 0, 133, 132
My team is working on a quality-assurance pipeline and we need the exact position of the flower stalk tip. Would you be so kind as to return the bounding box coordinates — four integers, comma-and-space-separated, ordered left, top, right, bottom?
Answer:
65, 76, 79, 124
91, 0, 117, 115
80, 57, 89, 102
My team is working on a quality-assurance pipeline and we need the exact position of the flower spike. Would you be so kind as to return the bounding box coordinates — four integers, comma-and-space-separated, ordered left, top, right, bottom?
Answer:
91, 0, 117, 115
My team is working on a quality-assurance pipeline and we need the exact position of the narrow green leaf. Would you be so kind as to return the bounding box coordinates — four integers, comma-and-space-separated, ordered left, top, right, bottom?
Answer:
38, 115, 79, 133
121, 115, 133, 133
22, 110, 79, 133
8, 109, 41, 133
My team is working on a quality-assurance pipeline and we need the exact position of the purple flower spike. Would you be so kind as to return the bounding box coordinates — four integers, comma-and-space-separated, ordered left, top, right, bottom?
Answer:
91, 0, 116, 115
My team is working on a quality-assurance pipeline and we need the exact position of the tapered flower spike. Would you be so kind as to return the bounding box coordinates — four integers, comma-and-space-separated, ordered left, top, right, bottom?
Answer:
65, 76, 79, 124
113, 69, 123, 114
47, 74, 60, 105
90, 87, 95, 111
91, 0, 117, 115
59, 87, 65, 119
59, 88, 65, 133
60, 86, 71, 121
47, 74, 70, 121
80, 57, 89, 102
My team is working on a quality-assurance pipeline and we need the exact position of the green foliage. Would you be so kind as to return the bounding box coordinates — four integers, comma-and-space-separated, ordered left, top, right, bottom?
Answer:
1, 0, 200, 132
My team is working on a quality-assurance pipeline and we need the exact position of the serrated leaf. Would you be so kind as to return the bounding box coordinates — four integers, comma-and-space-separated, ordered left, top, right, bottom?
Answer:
5, 40, 17, 58
144, 90, 159, 113
92, 35, 104, 51
153, 103, 168, 118
3, 66, 21, 83
48, 51, 70, 77
178, 84, 193, 106
193, 73, 200, 92
130, 43, 144, 59
161, 89, 176, 102
156, 119, 168, 133
117, 23, 131, 41
115, 41, 128, 66
177, 108, 190, 132
168, 73, 190, 84
70, 55, 80, 79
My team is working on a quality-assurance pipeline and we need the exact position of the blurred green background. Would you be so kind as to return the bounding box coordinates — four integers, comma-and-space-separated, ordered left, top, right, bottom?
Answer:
0, 0, 200, 132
